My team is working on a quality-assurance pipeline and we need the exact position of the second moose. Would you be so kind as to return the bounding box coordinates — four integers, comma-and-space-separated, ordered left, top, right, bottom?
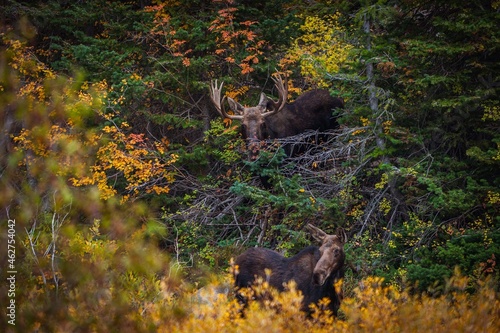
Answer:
233, 224, 347, 316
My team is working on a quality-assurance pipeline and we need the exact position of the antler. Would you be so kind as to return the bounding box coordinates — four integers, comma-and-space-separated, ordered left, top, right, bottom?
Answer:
209, 80, 243, 120
263, 74, 288, 118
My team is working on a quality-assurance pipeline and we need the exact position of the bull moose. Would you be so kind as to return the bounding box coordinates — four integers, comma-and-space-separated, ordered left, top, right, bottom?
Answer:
233, 224, 347, 315
210, 75, 344, 160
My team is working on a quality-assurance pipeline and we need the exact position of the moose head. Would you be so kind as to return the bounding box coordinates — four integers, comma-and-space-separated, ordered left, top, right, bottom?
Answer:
306, 223, 347, 286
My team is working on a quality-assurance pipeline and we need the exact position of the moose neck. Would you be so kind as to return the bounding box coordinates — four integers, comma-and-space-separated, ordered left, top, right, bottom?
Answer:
285, 246, 322, 275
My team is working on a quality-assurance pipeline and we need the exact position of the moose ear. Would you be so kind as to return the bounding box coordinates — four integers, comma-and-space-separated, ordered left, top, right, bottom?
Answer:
306, 223, 328, 242
258, 93, 270, 109
227, 97, 244, 114
336, 228, 347, 243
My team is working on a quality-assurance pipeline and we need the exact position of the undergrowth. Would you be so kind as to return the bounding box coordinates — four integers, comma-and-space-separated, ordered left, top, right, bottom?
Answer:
10, 261, 498, 332
164, 273, 499, 333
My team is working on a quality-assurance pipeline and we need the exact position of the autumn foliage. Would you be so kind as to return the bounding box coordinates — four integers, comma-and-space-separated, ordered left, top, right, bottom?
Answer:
1, 1, 499, 332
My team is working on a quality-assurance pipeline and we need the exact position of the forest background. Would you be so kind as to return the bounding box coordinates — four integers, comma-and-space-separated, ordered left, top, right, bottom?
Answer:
0, 0, 499, 332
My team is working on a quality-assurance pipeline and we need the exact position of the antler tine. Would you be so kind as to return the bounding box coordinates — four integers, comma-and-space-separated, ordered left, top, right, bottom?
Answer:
209, 80, 223, 115
273, 74, 288, 110
263, 73, 288, 117
209, 80, 243, 120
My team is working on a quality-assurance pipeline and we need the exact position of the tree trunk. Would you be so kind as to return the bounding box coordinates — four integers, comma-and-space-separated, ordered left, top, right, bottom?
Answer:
363, 14, 387, 162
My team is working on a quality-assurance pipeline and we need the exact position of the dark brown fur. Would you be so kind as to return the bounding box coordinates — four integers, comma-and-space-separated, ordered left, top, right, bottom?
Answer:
233, 225, 347, 315
261, 89, 343, 139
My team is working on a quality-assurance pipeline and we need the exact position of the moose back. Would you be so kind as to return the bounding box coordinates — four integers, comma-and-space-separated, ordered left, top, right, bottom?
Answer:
210, 75, 344, 160
233, 224, 347, 315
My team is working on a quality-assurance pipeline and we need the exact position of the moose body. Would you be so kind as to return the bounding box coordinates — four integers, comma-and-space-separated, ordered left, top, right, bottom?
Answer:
234, 224, 347, 315
210, 75, 344, 160
263, 89, 343, 139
